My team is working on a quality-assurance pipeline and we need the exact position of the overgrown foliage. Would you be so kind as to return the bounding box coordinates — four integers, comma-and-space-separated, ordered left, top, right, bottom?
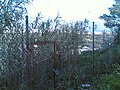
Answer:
95, 64, 120, 90
1, 0, 120, 90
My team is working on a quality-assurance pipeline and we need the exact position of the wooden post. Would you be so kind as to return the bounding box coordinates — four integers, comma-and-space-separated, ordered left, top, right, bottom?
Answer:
30, 45, 35, 90
53, 42, 56, 90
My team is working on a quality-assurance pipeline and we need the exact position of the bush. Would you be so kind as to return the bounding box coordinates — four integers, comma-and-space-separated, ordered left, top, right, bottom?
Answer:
95, 64, 120, 90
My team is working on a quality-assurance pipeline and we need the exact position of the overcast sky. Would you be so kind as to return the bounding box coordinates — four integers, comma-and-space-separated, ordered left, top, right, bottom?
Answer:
26, 0, 115, 31
27, 0, 115, 21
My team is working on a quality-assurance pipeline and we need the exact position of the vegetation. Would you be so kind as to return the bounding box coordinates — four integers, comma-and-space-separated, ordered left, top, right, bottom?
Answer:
0, 0, 120, 90
95, 64, 120, 90
94, 0, 120, 89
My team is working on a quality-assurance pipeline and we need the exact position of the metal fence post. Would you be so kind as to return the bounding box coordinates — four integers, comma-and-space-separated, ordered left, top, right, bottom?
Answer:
92, 22, 95, 73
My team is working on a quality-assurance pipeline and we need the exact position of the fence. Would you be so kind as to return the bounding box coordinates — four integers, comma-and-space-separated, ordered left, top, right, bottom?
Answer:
26, 41, 61, 90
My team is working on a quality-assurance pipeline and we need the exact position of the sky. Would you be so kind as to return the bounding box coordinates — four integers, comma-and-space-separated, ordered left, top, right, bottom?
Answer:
26, 0, 115, 31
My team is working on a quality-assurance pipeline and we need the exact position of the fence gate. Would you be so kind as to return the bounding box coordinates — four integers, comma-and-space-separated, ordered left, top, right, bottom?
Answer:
29, 41, 60, 90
